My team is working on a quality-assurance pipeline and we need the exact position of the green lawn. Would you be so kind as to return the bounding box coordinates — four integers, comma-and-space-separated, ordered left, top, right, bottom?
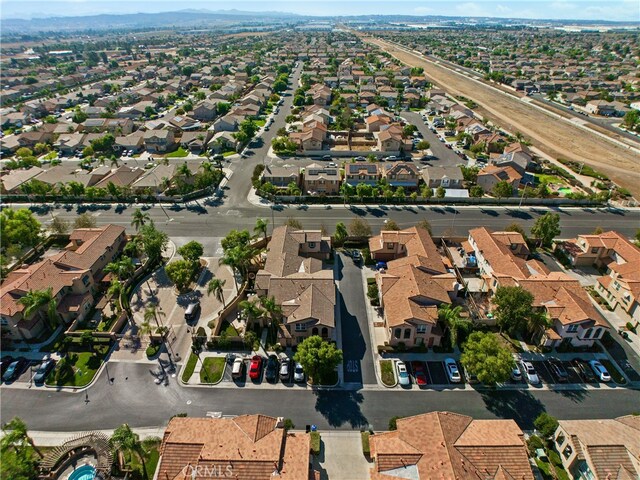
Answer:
600, 359, 626, 384
220, 320, 239, 337
200, 357, 226, 383
536, 173, 567, 185
255, 119, 267, 127
310, 432, 321, 455
222, 150, 236, 157
380, 360, 396, 386
181, 353, 198, 382
165, 147, 189, 158
46, 351, 105, 387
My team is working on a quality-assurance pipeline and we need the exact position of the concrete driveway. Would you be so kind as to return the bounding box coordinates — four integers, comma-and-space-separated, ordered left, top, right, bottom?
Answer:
313, 431, 373, 480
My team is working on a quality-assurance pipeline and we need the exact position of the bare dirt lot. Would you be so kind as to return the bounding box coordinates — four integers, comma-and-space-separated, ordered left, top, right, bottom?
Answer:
365, 36, 640, 198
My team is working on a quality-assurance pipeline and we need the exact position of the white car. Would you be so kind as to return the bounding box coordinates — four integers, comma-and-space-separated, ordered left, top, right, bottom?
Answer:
511, 363, 523, 381
589, 360, 611, 382
444, 358, 461, 383
396, 361, 410, 386
293, 362, 305, 383
521, 361, 541, 385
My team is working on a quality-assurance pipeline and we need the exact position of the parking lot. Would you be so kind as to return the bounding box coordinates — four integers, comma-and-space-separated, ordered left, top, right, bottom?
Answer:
395, 359, 466, 389
1, 357, 54, 387
217, 353, 309, 388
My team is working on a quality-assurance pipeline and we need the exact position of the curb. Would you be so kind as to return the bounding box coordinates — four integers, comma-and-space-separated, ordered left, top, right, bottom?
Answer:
379, 359, 398, 388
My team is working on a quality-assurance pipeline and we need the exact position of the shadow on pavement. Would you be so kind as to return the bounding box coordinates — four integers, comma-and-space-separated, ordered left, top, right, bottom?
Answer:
480, 389, 545, 429
313, 390, 367, 428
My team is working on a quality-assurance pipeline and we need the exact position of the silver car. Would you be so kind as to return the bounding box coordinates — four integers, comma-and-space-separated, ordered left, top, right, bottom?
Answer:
396, 361, 410, 386
293, 362, 305, 383
521, 361, 540, 385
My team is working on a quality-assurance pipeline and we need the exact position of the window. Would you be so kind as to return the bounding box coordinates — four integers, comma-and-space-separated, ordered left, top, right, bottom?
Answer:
593, 328, 602, 339
567, 325, 578, 333
614, 281, 621, 291
510, 243, 517, 250
387, 243, 394, 249
308, 242, 315, 248
404, 328, 411, 339
556, 433, 566, 445
82, 275, 90, 286
563, 445, 573, 459
294, 323, 307, 332
416, 324, 427, 334
591, 247, 599, 254
394, 328, 401, 339
583, 328, 593, 339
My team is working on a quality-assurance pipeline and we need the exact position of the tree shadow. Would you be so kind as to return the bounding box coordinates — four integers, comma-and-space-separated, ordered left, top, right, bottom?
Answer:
550, 386, 589, 402
480, 389, 545, 429
313, 390, 368, 428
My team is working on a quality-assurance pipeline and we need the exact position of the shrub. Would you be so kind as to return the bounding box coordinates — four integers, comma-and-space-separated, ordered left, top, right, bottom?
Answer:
361, 432, 371, 457
145, 343, 161, 358
548, 450, 562, 467
534, 413, 559, 439
310, 432, 321, 455
283, 418, 295, 431
389, 416, 404, 431
527, 435, 544, 455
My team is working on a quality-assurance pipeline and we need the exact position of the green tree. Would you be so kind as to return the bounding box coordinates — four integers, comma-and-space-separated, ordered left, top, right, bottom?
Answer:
460, 331, 514, 385
284, 217, 303, 229
260, 295, 283, 328
110, 424, 148, 480
165, 260, 194, 292
131, 209, 151, 231
1, 417, 40, 480
534, 413, 559, 439
139, 224, 168, 264
143, 303, 166, 329
334, 222, 348, 246
0, 208, 42, 250
416, 140, 430, 154
221, 229, 252, 252
438, 304, 471, 346
469, 185, 484, 197
492, 180, 514, 198
74, 212, 97, 229
72, 109, 88, 124
17, 288, 59, 330
207, 278, 226, 308
238, 299, 264, 325
104, 256, 135, 281
50, 216, 70, 235
416, 219, 432, 235
216, 102, 231, 116
531, 212, 561, 248
15, 147, 34, 159
383, 219, 400, 231
493, 286, 535, 335
436, 186, 446, 198
254, 218, 269, 243
177, 240, 204, 266
293, 335, 343, 384
349, 218, 372, 238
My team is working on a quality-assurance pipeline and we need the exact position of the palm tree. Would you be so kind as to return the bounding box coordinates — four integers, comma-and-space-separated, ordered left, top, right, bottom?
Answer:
254, 218, 269, 243
437, 304, 470, 347
177, 163, 191, 178
260, 295, 282, 328
17, 288, 59, 330
104, 257, 135, 281
219, 245, 255, 289
143, 304, 166, 329
238, 299, 264, 326
110, 424, 148, 480
110, 157, 120, 168
130, 208, 150, 231
138, 319, 153, 338
207, 278, 226, 308
1, 417, 43, 458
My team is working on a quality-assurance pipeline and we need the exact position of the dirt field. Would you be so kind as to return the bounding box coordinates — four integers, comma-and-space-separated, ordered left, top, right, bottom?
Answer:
365, 36, 640, 198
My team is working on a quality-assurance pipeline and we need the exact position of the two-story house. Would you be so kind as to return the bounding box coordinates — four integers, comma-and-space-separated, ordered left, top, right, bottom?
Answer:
553, 416, 639, 480
255, 226, 334, 346
422, 166, 464, 189
261, 166, 301, 189
381, 162, 420, 189
143, 129, 176, 153
376, 129, 403, 153
0, 225, 126, 341
303, 163, 340, 195
345, 162, 380, 186
370, 227, 458, 348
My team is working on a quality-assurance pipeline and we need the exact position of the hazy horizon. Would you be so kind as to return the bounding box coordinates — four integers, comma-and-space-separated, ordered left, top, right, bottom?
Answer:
1, 0, 639, 22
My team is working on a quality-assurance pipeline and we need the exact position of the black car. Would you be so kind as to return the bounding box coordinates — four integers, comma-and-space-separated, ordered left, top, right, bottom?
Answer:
2, 357, 28, 383
572, 358, 596, 382
33, 358, 56, 384
352, 250, 363, 264
0, 356, 14, 376
265, 355, 279, 383
548, 358, 569, 382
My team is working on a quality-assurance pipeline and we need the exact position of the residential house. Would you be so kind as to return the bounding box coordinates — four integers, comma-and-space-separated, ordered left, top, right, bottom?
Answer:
370, 227, 457, 348
114, 132, 145, 153
560, 231, 640, 321
261, 166, 300, 189
370, 412, 534, 480
290, 126, 326, 152
213, 113, 240, 132
255, 226, 334, 346
365, 114, 390, 133
303, 163, 340, 195
477, 165, 522, 195
208, 131, 236, 153
156, 415, 316, 480
93, 165, 145, 189
422, 166, 464, 189
553, 416, 639, 480
0, 225, 126, 341
54, 133, 86, 155
0, 166, 45, 194
143, 129, 176, 153
585, 100, 616, 116
191, 100, 217, 121
381, 162, 420, 189
131, 164, 177, 193
345, 162, 380, 186
168, 115, 201, 131
376, 129, 403, 153
180, 131, 212, 153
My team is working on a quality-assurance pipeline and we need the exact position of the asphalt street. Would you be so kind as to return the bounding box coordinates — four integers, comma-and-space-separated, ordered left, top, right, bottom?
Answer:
1, 362, 638, 432
400, 111, 465, 167
336, 253, 376, 385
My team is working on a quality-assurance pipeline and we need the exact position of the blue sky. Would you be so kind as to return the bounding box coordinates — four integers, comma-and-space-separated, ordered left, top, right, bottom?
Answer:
1, 1, 638, 21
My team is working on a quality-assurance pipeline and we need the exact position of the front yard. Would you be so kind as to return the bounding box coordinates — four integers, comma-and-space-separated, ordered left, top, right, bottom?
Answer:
165, 147, 189, 158
46, 348, 108, 387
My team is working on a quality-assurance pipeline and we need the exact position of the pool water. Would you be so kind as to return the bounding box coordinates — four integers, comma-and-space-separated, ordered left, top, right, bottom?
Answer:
558, 187, 572, 195
67, 464, 95, 480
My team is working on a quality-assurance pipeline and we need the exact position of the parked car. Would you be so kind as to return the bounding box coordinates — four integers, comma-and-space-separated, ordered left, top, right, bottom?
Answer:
521, 361, 541, 385
589, 360, 611, 382
0, 356, 15, 376
321, 155, 332, 161
184, 301, 200, 321
396, 361, 410, 386
279, 358, 291, 381
354, 156, 366, 161
411, 362, 428, 386
33, 358, 56, 384
444, 358, 461, 383
572, 358, 596, 382
231, 357, 245, 378
384, 155, 398, 161
2, 357, 27, 382
265, 355, 279, 383
511, 363, 523, 382
249, 355, 263, 381
351, 250, 363, 264
548, 358, 569, 382
293, 362, 305, 383
375, 261, 388, 271
328, 162, 337, 167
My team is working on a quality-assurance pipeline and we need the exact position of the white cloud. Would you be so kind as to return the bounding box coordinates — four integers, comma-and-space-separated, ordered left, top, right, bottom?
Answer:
414, 6, 433, 14
455, 2, 487, 16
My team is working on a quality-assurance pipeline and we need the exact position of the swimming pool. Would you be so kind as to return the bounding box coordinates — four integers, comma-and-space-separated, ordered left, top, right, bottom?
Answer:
67, 464, 95, 480
558, 187, 572, 195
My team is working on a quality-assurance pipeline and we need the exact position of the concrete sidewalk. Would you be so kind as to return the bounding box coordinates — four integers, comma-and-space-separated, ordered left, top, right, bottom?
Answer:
2, 427, 166, 446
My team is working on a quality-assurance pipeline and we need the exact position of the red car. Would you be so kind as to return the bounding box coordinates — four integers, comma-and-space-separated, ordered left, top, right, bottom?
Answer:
411, 361, 428, 386
249, 355, 263, 380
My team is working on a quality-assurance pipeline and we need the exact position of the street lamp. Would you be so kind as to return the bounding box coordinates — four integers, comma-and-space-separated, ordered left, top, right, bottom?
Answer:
518, 181, 533, 209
